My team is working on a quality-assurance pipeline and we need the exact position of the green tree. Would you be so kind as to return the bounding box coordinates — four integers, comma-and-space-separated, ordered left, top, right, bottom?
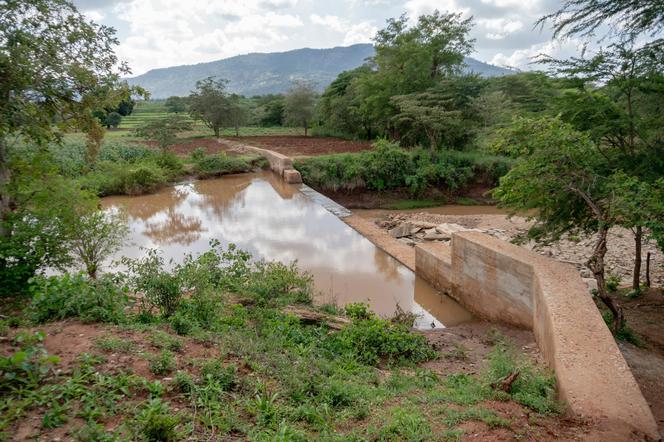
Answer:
165, 96, 187, 113
65, 208, 128, 279
134, 115, 193, 150
317, 66, 375, 138
105, 112, 122, 129
539, 0, 664, 47
227, 95, 249, 137
0, 0, 131, 237
543, 40, 664, 288
189, 77, 230, 138
284, 80, 318, 136
357, 11, 475, 136
492, 117, 626, 332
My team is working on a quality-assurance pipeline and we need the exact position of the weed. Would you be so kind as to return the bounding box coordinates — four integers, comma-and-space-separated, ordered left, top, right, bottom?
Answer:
174, 371, 195, 395
148, 350, 176, 376
606, 273, 622, 292
94, 335, 136, 353
0, 331, 60, 392
133, 399, 180, 442
444, 342, 469, 360
373, 406, 432, 441
29, 273, 129, 324
148, 330, 183, 352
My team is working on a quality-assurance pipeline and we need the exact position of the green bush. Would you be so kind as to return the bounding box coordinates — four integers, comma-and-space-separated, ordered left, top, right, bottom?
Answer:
29, 273, 128, 324
149, 350, 176, 376
294, 139, 510, 195
333, 316, 437, 365
134, 399, 180, 441
82, 161, 168, 196
193, 153, 251, 178
122, 250, 183, 317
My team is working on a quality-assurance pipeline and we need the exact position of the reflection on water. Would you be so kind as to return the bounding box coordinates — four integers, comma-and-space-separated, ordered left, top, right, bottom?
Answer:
103, 172, 473, 328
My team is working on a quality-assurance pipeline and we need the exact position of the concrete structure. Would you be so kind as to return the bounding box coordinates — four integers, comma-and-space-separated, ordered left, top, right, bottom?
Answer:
219, 139, 301, 184
415, 233, 660, 440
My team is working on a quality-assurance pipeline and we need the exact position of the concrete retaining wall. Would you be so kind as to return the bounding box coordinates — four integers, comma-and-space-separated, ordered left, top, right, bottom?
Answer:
219, 139, 302, 184
415, 232, 660, 440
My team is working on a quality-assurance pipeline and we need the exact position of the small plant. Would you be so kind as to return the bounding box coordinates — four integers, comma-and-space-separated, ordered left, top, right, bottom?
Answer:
444, 342, 469, 360
174, 370, 195, 395
94, 335, 136, 353
251, 392, 280, 428
134, 399, 180, 442
148, 330, 183, 352
148, 350, 176, 376
0, 331, 60, 392
199, 359, 237, 391
29, 273, 129, 324
606, 273, 622, 292
190, 147, 206, 161
344, 302, 373, 320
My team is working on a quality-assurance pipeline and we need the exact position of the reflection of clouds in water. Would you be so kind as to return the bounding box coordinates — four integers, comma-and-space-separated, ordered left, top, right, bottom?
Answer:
104, 173, 467, 327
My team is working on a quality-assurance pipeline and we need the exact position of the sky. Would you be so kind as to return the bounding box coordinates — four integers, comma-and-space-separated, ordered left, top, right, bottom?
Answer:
72, 0, 588, 77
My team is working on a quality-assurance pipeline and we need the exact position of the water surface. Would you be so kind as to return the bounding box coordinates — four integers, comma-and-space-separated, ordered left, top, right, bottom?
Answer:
103, 172, 472, 328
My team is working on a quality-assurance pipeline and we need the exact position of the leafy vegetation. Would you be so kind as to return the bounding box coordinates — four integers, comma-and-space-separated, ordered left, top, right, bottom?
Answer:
0, 243, 563, 440
295, 139, 511, 195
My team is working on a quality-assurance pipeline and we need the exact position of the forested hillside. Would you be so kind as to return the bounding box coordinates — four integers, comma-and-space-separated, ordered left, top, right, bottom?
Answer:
126, 44, 514, 98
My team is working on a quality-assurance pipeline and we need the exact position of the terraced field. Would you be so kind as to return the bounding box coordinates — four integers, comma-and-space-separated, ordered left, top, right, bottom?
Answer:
117, 100, 305, 137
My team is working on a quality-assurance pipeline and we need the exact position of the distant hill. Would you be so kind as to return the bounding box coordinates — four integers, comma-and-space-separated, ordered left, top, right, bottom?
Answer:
127, 44, 514, 98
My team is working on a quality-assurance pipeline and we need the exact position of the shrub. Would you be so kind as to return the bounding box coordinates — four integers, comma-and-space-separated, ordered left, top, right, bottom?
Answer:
606, 273, 622, 292
82, 161, 168, 196
29, 273, 128, 324
190, 147, 206, 161
149, 350, 176, 376
333, 316, 437, 365
193, 153, 251, 178
294, 140, 509, 195
122, 250, 183, 317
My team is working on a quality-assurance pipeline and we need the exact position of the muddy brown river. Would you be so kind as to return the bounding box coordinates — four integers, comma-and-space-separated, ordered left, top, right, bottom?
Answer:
103, 172, 473, 328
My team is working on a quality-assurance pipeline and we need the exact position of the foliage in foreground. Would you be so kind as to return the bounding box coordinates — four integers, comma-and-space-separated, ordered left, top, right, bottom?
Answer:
0, 245, 562, 440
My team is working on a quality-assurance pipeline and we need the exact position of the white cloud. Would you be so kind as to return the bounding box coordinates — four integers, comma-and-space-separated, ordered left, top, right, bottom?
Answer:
116, 0, 304, 75
83, 9, 105, 22
343, 21, 378, 45
405, 0, 470, 17
310, 14, 346, 32
479, 18, 524, 40
490, 38, 583, 69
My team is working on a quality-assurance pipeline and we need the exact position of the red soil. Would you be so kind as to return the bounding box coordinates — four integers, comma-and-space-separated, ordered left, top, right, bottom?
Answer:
219, 135, 373, 157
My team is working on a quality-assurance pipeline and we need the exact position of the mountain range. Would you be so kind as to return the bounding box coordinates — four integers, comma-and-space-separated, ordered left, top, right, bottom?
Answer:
126, 43, 514, 98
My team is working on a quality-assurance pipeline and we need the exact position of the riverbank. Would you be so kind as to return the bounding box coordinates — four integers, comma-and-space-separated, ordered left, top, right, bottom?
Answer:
344, 206, 664, 435
1, 242, 598, 440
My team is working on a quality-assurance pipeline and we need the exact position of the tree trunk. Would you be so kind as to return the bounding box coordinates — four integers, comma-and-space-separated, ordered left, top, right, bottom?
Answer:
633, 226, 642, 290
0, 136, 11, 239
645, 252, 651, 288
588, 226, 624, 333
214, 127, 220, 138
304, 126, 308, 137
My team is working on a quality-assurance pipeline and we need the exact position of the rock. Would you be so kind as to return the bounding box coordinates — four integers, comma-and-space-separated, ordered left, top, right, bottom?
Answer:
410, 226, 422, 235
434, 222, 467, 236
411, 221, 438, 229
389, 223, 413, 238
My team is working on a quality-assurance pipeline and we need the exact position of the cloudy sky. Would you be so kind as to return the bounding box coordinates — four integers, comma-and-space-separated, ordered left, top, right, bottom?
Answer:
73, 0, 587, 76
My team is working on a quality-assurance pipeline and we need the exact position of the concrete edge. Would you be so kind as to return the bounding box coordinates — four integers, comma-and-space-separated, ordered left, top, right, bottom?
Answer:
415, 231, 660, 440
218, 139, 302, 184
